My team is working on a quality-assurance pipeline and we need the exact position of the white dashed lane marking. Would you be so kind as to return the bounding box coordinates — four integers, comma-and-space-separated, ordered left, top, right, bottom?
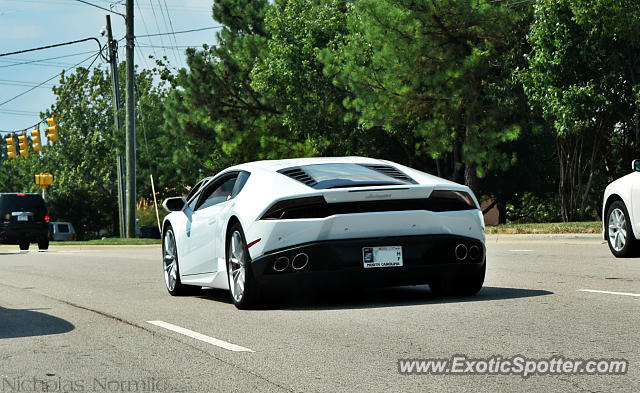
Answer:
147, 320, 254, 352
579, 289, 640, 298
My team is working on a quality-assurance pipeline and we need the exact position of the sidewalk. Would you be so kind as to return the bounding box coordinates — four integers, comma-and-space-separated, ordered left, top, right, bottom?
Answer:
486, 233, 604, 244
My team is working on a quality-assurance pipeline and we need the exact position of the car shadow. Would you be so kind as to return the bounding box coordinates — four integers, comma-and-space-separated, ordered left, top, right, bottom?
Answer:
197, 288, 233, 304
197, 286, 553, 310
266, 286, 554, 310
0, 306, 75, 339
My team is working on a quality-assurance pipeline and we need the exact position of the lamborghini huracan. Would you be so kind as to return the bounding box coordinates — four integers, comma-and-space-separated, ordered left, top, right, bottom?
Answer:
162, 157, 486, 308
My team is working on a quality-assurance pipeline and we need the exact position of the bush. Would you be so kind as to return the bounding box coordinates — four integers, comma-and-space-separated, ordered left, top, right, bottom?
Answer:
505, 192, 562, 223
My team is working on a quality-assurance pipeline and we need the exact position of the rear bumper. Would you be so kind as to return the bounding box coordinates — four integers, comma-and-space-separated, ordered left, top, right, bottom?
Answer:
0, 223, 48, 244
250, 234, 485, 288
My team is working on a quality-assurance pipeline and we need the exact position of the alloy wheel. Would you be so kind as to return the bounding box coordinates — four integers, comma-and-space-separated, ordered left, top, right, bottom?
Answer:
608, 208, 627, 252
163, 229, 178, 292
228, 230, 246, 303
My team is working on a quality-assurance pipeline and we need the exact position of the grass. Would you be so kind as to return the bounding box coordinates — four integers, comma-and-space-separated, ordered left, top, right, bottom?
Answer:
485, 221, 601, 234
52, 238, 161, 246
40, 222, 602, 244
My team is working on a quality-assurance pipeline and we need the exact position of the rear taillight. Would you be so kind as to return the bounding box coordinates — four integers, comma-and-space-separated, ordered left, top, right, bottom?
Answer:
44, 214, 50, 222
427, 190, 477, 210
72, 233, 76, 241
260, 196, 326, 220
16, 193, 25, 196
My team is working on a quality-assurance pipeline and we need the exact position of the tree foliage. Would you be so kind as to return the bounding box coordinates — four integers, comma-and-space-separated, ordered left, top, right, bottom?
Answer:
321, 0, 526, 192
5, 0, 639, 231
522, 0, 640, 220
0, 64, 176, 238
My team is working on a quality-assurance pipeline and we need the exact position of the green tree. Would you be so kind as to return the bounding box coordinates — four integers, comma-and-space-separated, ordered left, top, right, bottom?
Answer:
322, 0, 524, 192
163, 0, 320, 182
522, 0, 640, 220
1, 63, 176, 238
250, 0, 354, 155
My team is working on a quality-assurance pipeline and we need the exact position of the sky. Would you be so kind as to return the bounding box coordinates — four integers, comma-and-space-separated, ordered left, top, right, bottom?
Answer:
0, 0, 220, 133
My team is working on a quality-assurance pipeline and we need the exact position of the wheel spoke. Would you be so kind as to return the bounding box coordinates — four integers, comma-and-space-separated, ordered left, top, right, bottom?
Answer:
163, 230, 180, 292
228, 230, 249, 302
170, 263, 177, 280
607, 208, 631, 252
616, 232, 624, 250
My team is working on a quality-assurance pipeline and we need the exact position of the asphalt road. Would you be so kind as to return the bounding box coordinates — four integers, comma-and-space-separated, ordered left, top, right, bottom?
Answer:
0, 235, 638, 392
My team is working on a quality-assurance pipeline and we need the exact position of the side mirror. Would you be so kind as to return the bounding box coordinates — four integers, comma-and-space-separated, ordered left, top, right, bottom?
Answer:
633, 160, 640, 172
162, 197, 187, 212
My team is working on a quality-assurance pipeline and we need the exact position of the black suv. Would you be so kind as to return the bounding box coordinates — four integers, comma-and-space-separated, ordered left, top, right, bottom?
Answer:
0, 193, 50, 250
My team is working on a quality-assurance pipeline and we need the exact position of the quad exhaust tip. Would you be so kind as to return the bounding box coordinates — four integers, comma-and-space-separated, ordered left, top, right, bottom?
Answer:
455, 244, 468, 261
469, 245, 481, 260
291, 253, 309, 270
273, 256, 290, 272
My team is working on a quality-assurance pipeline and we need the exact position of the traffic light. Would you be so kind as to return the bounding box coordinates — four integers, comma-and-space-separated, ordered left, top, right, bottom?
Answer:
35, 172, 53, 189
5, 134, 17, 159
31, 127, 42, 151
17, 131, 28, 157
45, 113, 58, 142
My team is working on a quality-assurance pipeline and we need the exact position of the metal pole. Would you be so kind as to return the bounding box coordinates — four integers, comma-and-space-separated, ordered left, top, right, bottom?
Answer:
150, 174, 161, 233
125, 0, 136, 237
105, 15, 126, 238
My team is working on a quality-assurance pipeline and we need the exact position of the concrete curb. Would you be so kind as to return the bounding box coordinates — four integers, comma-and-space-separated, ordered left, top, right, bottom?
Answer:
486, 233, 603, 241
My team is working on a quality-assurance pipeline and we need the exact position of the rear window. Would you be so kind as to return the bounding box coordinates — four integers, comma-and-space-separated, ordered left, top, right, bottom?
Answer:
57, 224, 70, 233
278, 163, 416, 189
0, 194, 46, 214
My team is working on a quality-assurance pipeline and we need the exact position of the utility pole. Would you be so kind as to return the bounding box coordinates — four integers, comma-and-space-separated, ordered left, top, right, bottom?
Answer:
105, 15, 126, 238
125, 0, 137, 237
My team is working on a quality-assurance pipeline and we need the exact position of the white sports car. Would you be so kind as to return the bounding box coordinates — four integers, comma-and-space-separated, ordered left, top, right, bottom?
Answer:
161, 157, 486, 308
603, 159, 640, 257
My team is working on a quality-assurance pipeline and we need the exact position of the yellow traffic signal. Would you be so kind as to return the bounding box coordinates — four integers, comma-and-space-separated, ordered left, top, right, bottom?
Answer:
31, 127, 42, 151
35, 172, 53, 189
45, 113, 58, 142
17, 131, 28, 157
5, 134, 17, 159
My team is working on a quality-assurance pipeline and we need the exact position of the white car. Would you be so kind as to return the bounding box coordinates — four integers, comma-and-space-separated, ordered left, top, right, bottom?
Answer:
603, 159, 640, 257
161, 157, 486, 308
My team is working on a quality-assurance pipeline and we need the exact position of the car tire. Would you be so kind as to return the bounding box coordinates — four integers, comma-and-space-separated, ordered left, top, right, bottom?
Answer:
429, 262, 486, 297
38, 238, 49, 250
606, 200, 638, 257
226, 223, 260, 309
162, 225, 200, 296
19, 242, 29, 251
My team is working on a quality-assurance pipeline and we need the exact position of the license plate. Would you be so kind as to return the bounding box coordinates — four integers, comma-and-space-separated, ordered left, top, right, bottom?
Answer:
363, 246, 403, 268
17, 215, 28, 222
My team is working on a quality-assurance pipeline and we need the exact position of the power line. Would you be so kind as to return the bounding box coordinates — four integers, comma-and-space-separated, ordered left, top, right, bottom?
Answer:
155, 0, 180, 66
0, 109, 41, 116
161, 0, 182, 67
134, 38, 151, 70
147, 0, 170, 61
0, 80, 55, 89
135, 44, 201, 49
0, 37, 103, 59
70, 0, 125, 17
0, 53, 102, 134
0, 52, 100, 109
136, 26, 222, 38
134, 0, 159, 61
0, 50, 98, 69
